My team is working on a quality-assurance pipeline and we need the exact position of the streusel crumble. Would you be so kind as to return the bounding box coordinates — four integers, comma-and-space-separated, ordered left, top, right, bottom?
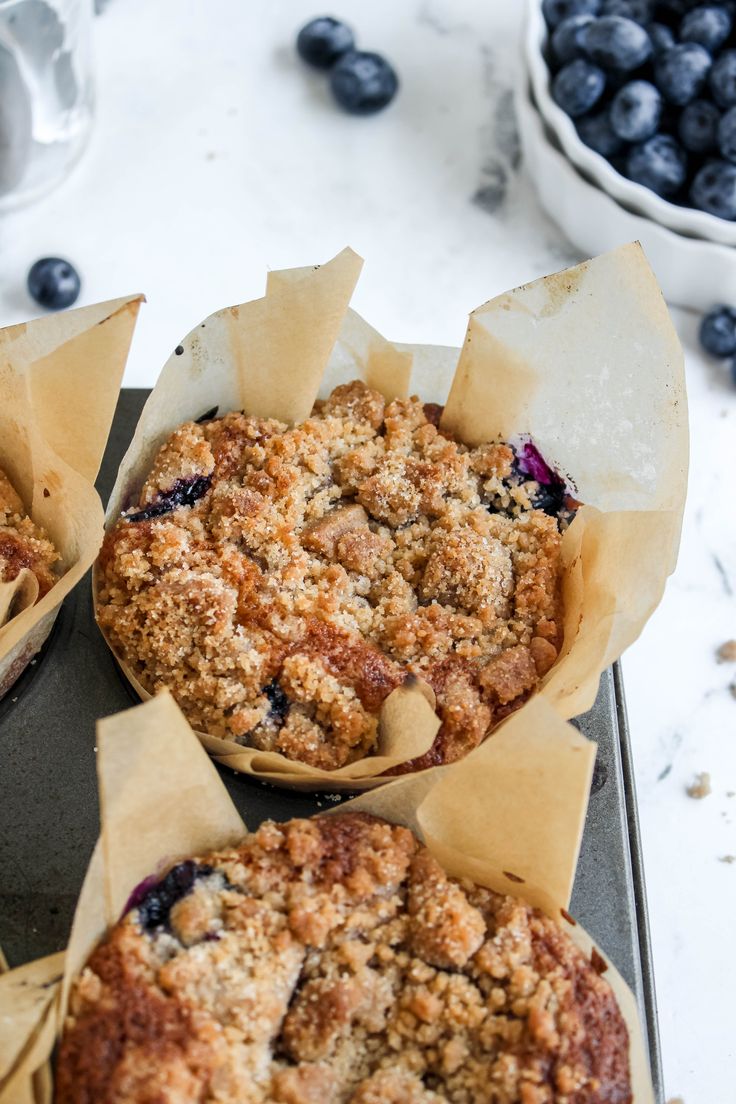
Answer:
56, 813, 630, 1104
0, 467, 59, 604
97, 382, 575, 770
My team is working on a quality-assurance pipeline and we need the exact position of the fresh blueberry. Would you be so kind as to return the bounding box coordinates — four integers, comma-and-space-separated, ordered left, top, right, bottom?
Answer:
610, 79, 662, 139
296, 16, 354, 69
699, 304, 736, 355
264, 679, 290, 723
136, 861, 214, 933
542, 0, 601, 28
577, 108, 625, 153
654, 43, 711, 104
647, 22, 676, 53
27, 257, 80, 310
680, 5, 732, 52
709, 49, 736, 107
552, 58, 606, 115
126, 475, 212, 522
601, 0, 653, 21
718, 105, 736, 160
679, 97, 721, 150
730, 355, 736, 385
551, 14, 596, 63
329, 50, 398, 114
626, 133, 687, 194
691, 158, 736, 216
581, 16, 653, 70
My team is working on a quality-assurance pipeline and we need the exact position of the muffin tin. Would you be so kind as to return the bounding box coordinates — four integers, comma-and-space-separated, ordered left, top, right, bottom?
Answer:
0, 389, 663, 1101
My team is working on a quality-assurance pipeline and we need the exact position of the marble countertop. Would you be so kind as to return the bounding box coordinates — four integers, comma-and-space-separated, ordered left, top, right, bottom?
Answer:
2, 1, 734, 1099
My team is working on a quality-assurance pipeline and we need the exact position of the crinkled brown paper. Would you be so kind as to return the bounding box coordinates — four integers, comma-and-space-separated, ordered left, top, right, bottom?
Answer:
0, 295, 143, 696
0, 691, 653, 1101
95, 244, 687, 789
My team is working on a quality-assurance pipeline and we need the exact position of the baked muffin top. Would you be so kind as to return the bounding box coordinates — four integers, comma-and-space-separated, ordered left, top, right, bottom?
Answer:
0, 467, 59, 604
97, 382, 573, 771
56, 813, 630, 1104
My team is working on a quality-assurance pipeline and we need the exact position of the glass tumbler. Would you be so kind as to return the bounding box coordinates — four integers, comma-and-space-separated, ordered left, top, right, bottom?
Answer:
0, 0, 94, 210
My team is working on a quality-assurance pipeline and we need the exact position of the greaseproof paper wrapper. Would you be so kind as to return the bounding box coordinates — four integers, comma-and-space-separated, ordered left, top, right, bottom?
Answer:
96, 243, 687, 788
0, 691, 652, 1102
0, 295, 143, 696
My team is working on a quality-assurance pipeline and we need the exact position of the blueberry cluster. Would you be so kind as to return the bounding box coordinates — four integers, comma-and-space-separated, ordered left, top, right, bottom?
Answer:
296, 16, 398, 115
699, 303, 736, 380
135, 861, 215, 933
544, 1, 736, 219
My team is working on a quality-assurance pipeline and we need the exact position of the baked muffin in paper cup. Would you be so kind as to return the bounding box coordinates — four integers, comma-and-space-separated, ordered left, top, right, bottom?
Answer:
0, 295, 143, 697
0, 691, 654, 1102
94, 245, 687, 789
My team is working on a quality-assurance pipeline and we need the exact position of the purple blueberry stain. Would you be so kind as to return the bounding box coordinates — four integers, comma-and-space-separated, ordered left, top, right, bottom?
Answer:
125, 474, 212, 522
515, 441, 557, 485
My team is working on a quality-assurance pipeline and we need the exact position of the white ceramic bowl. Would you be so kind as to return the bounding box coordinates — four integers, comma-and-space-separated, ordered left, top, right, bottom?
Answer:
516, 75, 736, 310
524, 0, 736, 248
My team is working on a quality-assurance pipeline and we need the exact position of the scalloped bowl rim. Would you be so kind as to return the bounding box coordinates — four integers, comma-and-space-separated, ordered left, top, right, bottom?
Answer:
516, 74, 736, 313
524, 0, 736, 248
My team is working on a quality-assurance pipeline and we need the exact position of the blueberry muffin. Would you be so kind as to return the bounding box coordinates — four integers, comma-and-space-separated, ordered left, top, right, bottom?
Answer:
56, 813, 630, 1104
0, 467, 59, 605
97, 382, 576, 771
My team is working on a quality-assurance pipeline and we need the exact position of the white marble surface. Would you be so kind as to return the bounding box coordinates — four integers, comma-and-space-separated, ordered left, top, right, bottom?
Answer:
1, 1, 734, 1099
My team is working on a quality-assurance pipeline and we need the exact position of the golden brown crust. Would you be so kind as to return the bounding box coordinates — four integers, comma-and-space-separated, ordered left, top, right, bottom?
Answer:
56, 814, 631, 1104
0, 467, 60, 600
97, 382, 566, 769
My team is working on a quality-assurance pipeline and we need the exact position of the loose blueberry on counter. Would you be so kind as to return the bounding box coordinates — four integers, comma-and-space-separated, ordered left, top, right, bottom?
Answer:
551, 14, 596, 63
553, 58, 607, 116
626, 132, 687, 194
709, 48, 736, 107
699, 304, 736, 355
610, 79, 662, 140
655, 43, 712, 105
581, 16, 653, 70
680, 5, 732, 52
679, 98, 721, 151
125, 475, 212, 522
296, 16, 354, 69
136, 861, 215, 933
542, 0, 601, 27
718, 105, 736, 161
329, 50, 398, 114
577, 108, 625, 154
27, 257, 80, 310
646, 22, 676, 54
691, 157, 736, 215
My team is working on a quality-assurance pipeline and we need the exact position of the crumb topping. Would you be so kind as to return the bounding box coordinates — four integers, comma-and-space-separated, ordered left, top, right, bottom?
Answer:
0, 467, 60, 603
56, 814, 630, 1104
97, 382, 569, 769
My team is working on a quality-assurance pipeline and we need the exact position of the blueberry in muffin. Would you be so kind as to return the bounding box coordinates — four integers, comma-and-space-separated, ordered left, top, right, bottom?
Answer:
0, 467, 59, 607
56, 813, 631, 1104
97, 382, 576, 772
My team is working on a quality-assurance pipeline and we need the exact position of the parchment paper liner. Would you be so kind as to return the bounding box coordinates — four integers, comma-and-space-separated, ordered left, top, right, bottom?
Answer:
0, 691, 653, 1102
95, 243, 687, 789
0, 295, 143, 697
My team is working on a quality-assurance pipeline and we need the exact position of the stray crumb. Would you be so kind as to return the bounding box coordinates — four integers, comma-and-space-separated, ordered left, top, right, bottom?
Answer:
686, 772, 711, 799
717, 640, 736, 662
727, 792, 735, 798
205, 151, 217, 161
666, 1097, 685, 1104
730, 680, 736, 700
719, 855, 736, 864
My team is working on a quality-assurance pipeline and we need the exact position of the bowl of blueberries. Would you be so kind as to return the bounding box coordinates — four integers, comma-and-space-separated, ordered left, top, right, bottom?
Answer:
525, 0, 736, 246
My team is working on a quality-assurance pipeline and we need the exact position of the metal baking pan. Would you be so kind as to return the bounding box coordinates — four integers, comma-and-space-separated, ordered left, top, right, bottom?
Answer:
0, 389, 663, 1101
